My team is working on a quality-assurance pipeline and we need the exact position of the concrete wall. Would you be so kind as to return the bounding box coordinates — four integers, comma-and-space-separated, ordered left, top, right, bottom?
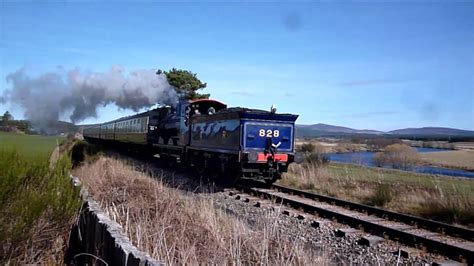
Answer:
66, 176, 161, 265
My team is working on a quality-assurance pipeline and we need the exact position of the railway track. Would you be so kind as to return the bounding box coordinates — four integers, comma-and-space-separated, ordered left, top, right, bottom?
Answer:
233, 182, 474, 264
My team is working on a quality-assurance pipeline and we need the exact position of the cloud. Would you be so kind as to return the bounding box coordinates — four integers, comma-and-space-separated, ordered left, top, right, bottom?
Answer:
338, 79, 395, 86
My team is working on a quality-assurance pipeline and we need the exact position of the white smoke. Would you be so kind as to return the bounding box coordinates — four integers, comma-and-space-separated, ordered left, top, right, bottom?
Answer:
2, 66, 178, 126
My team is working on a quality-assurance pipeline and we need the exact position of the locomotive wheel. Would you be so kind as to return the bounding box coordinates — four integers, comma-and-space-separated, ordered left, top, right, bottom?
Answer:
166, 156, 177, 168
222, 172, 240, 186
264, 172, 281, 186
207, 157, 222, 181
218, 161, 240, 186
264, 178, 276, 186
159, 154, 172, 168
194, 155, 206, 177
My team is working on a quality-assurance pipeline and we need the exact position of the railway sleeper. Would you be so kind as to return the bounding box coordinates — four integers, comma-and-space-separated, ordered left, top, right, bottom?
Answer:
271, 184, 474, 242
249, 187, 474, 264
335, 228, 361, 238
358, 236, 385, 247
432, 260, 467, 266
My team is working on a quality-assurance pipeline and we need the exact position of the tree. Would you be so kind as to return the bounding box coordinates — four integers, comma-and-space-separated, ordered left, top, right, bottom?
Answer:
366, 138, 402, 151
2, 111, 13, 123
160, 68, 210, 100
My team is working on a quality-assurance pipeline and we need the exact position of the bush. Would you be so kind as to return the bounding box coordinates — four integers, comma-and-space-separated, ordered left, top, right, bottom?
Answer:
419, 194, 474, 226
373, 144, 420, 170
373, 152, 386, 167
296, 143, 328, 167
70, 141, 100, 167
298, 143, 315, 153
365, 183, 394, 207
304, 152, 329, 167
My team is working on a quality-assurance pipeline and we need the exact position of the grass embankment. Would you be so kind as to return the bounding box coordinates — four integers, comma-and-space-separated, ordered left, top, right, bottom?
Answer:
0, 132, 81, 263
280, 162, 474, 227
75, 156, 325, 264
420, 150, 474, 171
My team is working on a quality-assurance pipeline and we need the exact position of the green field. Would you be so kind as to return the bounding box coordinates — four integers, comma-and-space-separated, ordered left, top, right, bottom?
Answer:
0, 132, 80, 263
0, 132, 63, 158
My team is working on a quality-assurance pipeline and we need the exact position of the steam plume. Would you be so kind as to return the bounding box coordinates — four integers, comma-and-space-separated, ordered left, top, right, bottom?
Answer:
2, 66, 178, 127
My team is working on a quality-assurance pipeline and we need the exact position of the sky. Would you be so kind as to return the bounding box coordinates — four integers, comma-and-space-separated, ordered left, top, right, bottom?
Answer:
0, 0, 473, 131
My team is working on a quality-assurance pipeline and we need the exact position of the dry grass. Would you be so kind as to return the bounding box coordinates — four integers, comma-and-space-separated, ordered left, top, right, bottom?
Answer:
295, 139, 367, 153
453, 142, 474, 150
280, 163, 374, 200
420, 150, 474, 171
2, 213, 78, 264
74, 156, 327, 264
280, 163, 474, 227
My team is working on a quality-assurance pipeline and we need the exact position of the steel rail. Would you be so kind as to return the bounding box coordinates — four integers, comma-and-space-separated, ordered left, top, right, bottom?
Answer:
271, 184, 474, 241
237, 185, 474, 264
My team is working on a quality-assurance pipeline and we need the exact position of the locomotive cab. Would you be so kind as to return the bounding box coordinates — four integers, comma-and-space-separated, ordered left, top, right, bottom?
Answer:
153, 99, 228, 148
187, 99, 227, 117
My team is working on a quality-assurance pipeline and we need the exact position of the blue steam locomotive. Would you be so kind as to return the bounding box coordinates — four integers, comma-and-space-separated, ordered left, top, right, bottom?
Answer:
83, 99, 298, 183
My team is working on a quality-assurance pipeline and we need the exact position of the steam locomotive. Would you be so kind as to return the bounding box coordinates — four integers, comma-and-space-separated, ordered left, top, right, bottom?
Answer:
83, 99, 298, 183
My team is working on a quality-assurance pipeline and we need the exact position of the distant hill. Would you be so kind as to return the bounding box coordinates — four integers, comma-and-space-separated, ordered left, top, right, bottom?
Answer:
296, 123, 382, 137
296, 124, 474, 138
0, 119, 78, 135
42, 120, 78, 135
388, 127, 474, 136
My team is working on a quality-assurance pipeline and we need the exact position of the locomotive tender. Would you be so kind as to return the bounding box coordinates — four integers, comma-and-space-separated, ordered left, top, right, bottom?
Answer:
83, 99, 298, 183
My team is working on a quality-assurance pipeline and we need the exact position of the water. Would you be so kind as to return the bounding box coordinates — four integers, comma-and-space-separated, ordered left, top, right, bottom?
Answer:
327, 148, 474, 178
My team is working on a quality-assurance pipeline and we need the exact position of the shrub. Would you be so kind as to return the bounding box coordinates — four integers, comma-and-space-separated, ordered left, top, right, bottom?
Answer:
365, 183, 394, 207
419, 193, 474, 226
373, 152, 386, 167
70, 141, 99, 167
297, 143, 328, 167
298, 143, 315, 153
380, 144, 420, 170
304, 152, 329, 167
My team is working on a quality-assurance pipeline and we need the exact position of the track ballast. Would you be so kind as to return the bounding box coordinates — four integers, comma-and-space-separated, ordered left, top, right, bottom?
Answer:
234, 182, 474, 264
